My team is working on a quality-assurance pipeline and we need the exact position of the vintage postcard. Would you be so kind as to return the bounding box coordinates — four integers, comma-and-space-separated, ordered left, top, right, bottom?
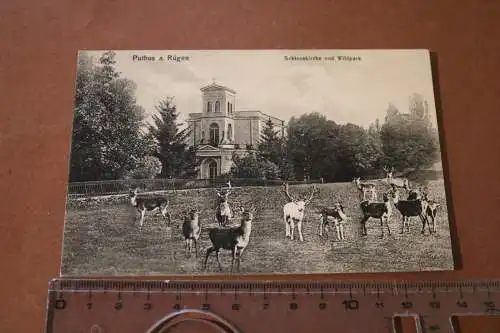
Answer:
60, 49, 455, 276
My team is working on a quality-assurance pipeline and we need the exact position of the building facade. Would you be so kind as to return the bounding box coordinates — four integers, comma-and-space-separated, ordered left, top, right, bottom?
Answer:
187, 82, 285, 179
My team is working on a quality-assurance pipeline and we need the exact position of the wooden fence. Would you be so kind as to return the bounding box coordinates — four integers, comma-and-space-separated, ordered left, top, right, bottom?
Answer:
67, 178, 322, 199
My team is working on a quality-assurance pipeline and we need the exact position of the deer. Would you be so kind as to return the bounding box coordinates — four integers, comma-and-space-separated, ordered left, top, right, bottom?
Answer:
391, 188, 430, 235
384, 166, 410, 190
215, 180, 233, 227
390, 182, 421, 200
422, 192, 441, 234
182, 209, 201, 258
129, 188, 171, 227
383, 165, 395, 183
282, 183, 318, 242
203, 206, 255, 273
406, 183, 425, 200
352, 177, 377, 201
318, 202, 348, 240
359, 191, 393, 238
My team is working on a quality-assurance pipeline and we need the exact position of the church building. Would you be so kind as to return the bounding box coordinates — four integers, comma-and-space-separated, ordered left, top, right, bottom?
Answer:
186, 82, 285, 179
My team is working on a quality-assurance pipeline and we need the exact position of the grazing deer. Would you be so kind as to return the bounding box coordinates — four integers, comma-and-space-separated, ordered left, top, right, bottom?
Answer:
129, 188, 171, 227
282, 183, 318, 241
352, 177, 377, 201
318, 202, 348, 240
182, 209, 201, 258
391, 189, 430, 234
203, 206, 255, 273
359, 192, 393, 238
215, 180, 233, 227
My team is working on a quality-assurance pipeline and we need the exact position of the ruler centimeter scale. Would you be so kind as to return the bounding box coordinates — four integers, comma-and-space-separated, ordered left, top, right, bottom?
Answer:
45, 279, 500, 333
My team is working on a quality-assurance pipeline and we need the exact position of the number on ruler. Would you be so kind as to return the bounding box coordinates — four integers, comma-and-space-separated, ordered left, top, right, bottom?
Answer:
144, 303, 152, 310
342, 299, 359, 310
456, 300, 468, 308
114, 302, 123, 310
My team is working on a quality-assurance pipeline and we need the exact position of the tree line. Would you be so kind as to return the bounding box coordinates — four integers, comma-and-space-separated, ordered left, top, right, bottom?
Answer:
69, 51, 441, 183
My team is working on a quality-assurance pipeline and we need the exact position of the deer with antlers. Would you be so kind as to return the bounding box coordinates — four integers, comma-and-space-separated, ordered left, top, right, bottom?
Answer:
282, 183, 318, 241
203, 205, 255, 273
383, 165, 395, 183
215, 180, 233, 227
384, 166, 409, 189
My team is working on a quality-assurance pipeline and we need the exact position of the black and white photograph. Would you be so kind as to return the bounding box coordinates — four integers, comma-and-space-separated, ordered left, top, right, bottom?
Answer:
60, 49, 455, 276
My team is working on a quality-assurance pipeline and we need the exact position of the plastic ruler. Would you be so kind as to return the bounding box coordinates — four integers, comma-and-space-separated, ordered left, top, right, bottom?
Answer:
44, 279, 500, 333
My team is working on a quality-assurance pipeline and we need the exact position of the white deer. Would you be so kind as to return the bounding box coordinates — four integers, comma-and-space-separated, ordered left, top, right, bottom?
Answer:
282, 183, 318, 241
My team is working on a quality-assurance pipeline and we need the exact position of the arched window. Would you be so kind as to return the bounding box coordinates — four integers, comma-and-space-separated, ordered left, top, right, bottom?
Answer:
209, 123, 219, 146
208, 159, 217, 179
227, 124, 233, 142
215, 101, 220, 112
207, 101, 212, 113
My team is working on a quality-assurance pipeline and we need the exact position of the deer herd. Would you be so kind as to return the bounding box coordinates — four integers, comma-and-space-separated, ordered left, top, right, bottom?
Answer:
128, 166, 441, 273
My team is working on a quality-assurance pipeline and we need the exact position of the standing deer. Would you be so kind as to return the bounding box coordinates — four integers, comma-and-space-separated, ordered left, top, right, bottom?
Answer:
182, 209, 201, 258
318, 202, 349, 240
405, 183, 425, 200
383, 165, 395, 183
359, 191, 393, 238
422, 192, 440, 234
282, 183, 318, 241
203, 206, 255, 273
129, 188, 171, 227
215, 180, 232, 227
384, 165, 411, 190
352, 177, 377, 201
391, 189, 430, 235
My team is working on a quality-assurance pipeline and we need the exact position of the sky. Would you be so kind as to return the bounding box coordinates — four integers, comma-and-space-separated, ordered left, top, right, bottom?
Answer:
80, 49, 439, 129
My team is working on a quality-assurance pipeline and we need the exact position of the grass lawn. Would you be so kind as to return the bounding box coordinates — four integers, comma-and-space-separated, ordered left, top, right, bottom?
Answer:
60, 180, 455, 276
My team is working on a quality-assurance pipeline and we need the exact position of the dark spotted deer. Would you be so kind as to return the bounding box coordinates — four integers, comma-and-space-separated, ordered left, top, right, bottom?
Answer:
359, 191, 393, 238
203, 206, 255, 273
129, 188, 171, 227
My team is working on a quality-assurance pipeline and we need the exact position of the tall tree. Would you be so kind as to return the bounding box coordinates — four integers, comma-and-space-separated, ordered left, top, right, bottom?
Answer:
148, 97, 197, 178
367, 117, 385, 175
257, 118, 293, 180
380, 96, 440, 171
335, 123, 382, 180
69, 51, 149, 181
258, 118, 282, 165
287, 113, 340, 182
229, 152, 280, 180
